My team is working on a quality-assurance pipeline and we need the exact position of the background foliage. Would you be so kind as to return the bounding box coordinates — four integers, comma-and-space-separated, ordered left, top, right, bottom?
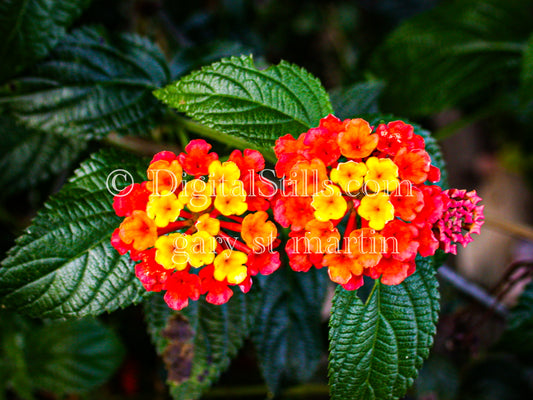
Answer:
1, 0, 533, 399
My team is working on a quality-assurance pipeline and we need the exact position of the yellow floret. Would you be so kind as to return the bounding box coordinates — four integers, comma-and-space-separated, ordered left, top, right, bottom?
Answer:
187, 231, 217, 268
178, 179, 213, 212
357, 192, 395, 231
330, 161, 368, 193
214, 180, 248, 216
364, 157, 399, 193
213, 249, 248, 284
154, 233, 190, 270
311, 183, 348, 222
195, 214, 220, 236
208, 160, 240, 187
146, 190, 183, 227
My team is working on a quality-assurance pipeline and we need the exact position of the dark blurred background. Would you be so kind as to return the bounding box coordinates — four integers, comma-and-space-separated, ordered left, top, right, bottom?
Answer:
2, 0, 533, 399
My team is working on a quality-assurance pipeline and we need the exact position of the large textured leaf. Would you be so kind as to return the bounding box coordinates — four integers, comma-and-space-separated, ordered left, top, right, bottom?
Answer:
27, 318, 124, 394
154, 55, 333, 147
371, 0, 531, 115
0, 312, 123, 396
0, 27, 170, 139
0, 0, 91, 81
252, 267, 329, 395
329, 257, 440, 400
144, 290, 261, 400
329, 81, 385, 120
0, 115, 86, 194
0, 312, 33, 400
0, 149, 147, 318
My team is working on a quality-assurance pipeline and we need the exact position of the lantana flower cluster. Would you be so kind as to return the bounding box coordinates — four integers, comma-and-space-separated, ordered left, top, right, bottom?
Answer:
110, 140, 280, 310
273, 115, 484, 289
110, 114, 485, 310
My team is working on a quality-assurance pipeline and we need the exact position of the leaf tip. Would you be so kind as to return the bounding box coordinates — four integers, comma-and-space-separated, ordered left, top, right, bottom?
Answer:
152, 87, 166, 102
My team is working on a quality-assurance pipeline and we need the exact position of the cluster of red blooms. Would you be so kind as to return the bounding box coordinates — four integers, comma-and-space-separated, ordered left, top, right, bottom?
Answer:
110, 139, 280, 310
273, 115, 484, 289
110, 114, 485, 309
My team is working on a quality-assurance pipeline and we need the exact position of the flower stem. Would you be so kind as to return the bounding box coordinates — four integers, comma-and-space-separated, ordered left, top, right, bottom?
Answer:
217, 231, 252, 254
104, 132, 181, 156
484, 215, 533, 242
158, 220, 191, 235
219, 221, 243, 232
170, 114, 277, 165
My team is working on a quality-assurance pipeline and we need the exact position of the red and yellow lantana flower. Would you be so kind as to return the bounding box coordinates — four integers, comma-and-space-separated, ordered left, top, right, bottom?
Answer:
110, 140, 280, 310
273, 115, 484, 289
111, 115, 485, 309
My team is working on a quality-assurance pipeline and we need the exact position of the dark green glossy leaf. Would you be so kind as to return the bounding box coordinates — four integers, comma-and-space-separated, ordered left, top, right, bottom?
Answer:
0, 0, 91, 81
329, 257, 440, 400
371, 0, 531, 116
1, 27, 170, 139
0, 149, 147, 318
155, 55, 333, 148
0, 312, 123, 396
252, 267, 329, 395
329, 81, 385, 120
27, 318, 124, 394
0, 115, 85, 195
144, 290, 261, 400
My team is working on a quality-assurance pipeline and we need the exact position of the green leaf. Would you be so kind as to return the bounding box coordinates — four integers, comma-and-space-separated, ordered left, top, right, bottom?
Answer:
0, 0, 91, 81
0, 312, 34, 400
0, 115, 86, 195
329, 81, 385, 120
27, 318, 124, 394
154, 55, 333, 148
328, 257, 440, 400
1, 26, 171, 139
252, 267, 329, 395
371, 0, 531, 116
0, 149, 148, 318
144, 290, 261, 400
0, 312, 123, 396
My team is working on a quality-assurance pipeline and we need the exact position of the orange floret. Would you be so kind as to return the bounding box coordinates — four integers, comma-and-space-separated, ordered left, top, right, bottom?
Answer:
304, 219, 340, 253
287, 159, 328, 196
119, 210, 158, 251
241, 211, 277, 252
146, 159, 183, 194
337, 118, 378, 159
